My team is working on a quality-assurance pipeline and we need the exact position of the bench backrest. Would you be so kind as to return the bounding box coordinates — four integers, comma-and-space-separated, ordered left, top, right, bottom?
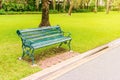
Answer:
17, 26, 63, 43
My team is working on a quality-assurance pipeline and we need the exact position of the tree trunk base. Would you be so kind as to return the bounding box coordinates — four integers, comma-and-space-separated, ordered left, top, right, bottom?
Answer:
39, 21, 50, 27
39, 0, 51, 27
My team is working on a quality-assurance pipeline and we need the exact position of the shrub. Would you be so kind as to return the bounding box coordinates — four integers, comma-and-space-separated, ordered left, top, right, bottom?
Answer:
2, 0, 36, 12
49, 10, 58, 14
0, 9, 5, 14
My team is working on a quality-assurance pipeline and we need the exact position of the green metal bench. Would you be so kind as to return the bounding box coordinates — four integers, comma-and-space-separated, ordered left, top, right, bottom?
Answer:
16, 26, 72, 65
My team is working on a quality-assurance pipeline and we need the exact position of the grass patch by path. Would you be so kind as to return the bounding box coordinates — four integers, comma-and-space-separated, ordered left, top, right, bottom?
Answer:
0, 12, 120, 79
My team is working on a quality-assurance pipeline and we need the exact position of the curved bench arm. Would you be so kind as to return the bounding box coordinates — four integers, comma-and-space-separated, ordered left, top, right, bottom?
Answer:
62, 31, 71, 37
22, 39, 32, 47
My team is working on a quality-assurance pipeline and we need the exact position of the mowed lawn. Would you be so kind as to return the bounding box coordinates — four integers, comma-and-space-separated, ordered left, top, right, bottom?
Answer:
1, 12, 120, 80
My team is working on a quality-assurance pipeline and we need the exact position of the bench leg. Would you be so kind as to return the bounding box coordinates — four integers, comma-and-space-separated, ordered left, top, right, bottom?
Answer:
27, 48, 36, 65
68, 40, 71, 51
22, 46, 26, 58
25, 47, 37, 65
19, 45, 26, 60
21, 46, 30, 58
18, 52, 25, 60
20, 46, 36, 65
29, 52, 37, 66
22, 52, 25, 58
29, 54, 35, 65
58, 42, 63, 48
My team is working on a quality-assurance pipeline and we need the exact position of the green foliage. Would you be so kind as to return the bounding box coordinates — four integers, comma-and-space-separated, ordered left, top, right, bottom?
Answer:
71, 6, 105, 13
0, 0, 106, 13
49, 10, 58, 13
2, 2, 25, 11
0, 9, 5, 14
2, 0, 36, 12
111, 6, 119, 11
27, 0, 36, 11
97, 6, 105, 12
0, 0, 107, 13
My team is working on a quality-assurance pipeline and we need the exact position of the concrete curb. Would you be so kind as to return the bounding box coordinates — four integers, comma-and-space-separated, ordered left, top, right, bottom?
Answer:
21, 38, 120, 80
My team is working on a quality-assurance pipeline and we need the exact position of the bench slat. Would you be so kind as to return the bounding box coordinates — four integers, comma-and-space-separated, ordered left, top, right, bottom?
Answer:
22, 31, 61, 39
22, 29, 61, 35
32, 37, 71, 49
19, 26, 60, 33
27, 33, 63, 42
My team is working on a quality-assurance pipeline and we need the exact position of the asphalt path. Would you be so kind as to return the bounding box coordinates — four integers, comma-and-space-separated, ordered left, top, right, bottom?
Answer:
55, 45, 120, 80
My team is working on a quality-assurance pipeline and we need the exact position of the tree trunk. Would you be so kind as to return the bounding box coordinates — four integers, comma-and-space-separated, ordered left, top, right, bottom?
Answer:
94, 0, 98, 13
63, 0, 67, 12
118, 3, 120, 12
39, 0, 50, 27
68, 0, 73, 16
36, 0, 40, 11
52, 0, 56, 10
63, 0, 66, 10
0, 0, 2, 9
106, 0, 110, 14
57, 0, 60, 12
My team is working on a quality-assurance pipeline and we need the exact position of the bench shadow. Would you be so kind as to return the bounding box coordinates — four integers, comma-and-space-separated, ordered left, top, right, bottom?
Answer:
23, 46, 67, 64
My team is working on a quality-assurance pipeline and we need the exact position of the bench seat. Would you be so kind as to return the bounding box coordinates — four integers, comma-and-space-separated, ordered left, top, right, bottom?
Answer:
32, 37, 71, 49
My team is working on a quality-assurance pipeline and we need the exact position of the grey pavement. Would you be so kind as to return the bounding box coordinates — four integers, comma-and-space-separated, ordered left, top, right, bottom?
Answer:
55, 45, 120, 80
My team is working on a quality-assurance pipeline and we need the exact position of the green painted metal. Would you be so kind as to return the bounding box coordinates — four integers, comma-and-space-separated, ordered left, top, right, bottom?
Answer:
16, 26, 72, 65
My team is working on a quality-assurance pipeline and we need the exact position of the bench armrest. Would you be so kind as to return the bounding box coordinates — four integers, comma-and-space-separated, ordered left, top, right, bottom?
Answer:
62, 31, 71, 37
22, 39, 32, 46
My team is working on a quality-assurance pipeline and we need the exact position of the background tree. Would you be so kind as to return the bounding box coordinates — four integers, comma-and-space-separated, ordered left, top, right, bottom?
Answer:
39, 0, 50, 27
68, 0, 92, 15
52, 0, 56, 10
63, 0, 67, 12
36, 0, 40, 11
112, 0, 120, 12
68, 0, 73, 15
106, 0, 109, 14
94, 0, 98, 13
0, 0, 2, 9
106, 0, 112, 14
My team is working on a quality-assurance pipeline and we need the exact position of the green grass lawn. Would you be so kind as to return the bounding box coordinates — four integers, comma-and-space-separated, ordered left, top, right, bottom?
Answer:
1, 12, 120, 80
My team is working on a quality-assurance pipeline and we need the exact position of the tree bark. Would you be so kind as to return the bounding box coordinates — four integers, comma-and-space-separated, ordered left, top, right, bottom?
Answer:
52, 0, 56, 10
39, 0, 50, 27
94, 0, 98, 13
0, 0, 2, 9
63, 0, 67, 12
36, 0, 40, 11
57, 0, 60, 12
68, 0, 73, 16
106, 0, 110, 14
118, 3, 120, 12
